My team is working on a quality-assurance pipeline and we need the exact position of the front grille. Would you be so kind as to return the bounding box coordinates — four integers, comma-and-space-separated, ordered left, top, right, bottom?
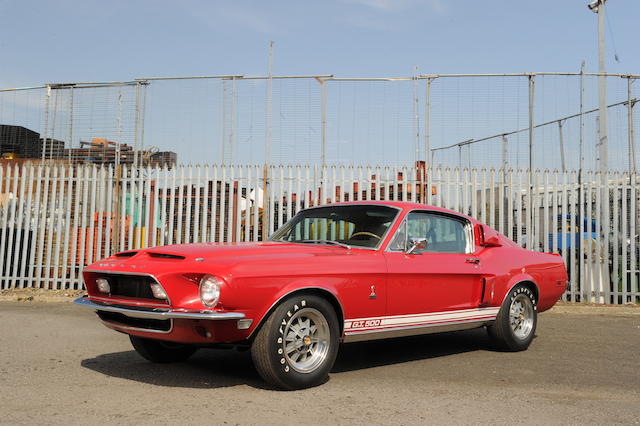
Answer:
97, 311, 171, 332
100, 274, 165, 302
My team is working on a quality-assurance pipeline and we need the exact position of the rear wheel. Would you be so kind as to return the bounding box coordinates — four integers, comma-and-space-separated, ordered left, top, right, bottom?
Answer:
129, 336, 197, 363
487, 284, 537, 351
251, 295, 339, 390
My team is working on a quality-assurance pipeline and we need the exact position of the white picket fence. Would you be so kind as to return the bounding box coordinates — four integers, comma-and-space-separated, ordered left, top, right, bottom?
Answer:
0, 163, 638, 304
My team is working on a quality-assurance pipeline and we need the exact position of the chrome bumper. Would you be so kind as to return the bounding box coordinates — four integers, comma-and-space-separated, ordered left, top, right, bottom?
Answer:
73, 296, 246, 321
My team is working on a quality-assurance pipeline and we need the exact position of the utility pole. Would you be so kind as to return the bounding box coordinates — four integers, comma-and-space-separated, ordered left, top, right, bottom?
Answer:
588, 0, 608, 173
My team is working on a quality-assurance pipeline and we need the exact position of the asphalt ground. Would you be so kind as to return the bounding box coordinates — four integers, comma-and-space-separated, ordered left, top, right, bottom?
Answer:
0, 300, 638, 425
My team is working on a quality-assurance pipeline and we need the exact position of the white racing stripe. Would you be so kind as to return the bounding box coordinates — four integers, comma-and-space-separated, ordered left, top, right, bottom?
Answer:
344, 307, 500, 334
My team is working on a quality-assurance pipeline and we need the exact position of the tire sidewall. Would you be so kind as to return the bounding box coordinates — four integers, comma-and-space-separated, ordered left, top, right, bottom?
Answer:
504, 285, 537, 347
262, 295, 340, 389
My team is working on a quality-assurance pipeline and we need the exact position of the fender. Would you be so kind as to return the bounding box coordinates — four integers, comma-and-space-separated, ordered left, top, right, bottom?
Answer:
498, 273, 539, 308
247, 282, 345, 339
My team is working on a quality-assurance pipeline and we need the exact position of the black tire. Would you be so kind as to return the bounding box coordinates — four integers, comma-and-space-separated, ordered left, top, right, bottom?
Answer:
251, 294, 340, 390
487, 284, 537, 351
129, 336, 197, 363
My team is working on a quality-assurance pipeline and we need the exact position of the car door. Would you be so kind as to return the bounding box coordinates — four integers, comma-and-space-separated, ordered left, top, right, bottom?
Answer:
384, 211, 484, 316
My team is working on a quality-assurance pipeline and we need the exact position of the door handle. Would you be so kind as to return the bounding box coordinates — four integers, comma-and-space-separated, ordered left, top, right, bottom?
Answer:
466, 258, 480, 264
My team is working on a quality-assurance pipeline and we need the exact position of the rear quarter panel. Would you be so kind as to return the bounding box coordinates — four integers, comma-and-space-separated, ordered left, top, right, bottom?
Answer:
480, 242, 567, 312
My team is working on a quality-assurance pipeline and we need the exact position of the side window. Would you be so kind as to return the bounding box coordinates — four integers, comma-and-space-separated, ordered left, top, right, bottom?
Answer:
389, 212, 470, 253
423, 214, 469, 253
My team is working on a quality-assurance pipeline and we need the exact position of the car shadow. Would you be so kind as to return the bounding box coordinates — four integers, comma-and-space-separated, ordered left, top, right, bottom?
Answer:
332, 328, 495, 373
81, 348, 268, 390
81, 328, 504, 390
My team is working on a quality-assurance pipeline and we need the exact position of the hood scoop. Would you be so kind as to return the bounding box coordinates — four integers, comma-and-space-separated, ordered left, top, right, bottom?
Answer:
147, 252, 186, 260
114, 251, 137, 258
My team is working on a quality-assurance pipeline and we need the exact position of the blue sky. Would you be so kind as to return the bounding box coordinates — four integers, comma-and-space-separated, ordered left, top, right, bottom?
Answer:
0, 1, 638, 168
1, 0, 638, 86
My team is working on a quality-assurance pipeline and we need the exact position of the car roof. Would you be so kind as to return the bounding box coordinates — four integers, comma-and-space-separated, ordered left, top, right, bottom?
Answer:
322, 200, 476, 222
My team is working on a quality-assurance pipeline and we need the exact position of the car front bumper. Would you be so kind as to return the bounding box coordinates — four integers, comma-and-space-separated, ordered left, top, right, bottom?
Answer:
73, 295, 246, 321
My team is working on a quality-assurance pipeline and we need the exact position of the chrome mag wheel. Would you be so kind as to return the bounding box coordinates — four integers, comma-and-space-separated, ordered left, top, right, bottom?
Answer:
509, 294, 534, 340
282, 308, 330, 373
251, 294, 339, 389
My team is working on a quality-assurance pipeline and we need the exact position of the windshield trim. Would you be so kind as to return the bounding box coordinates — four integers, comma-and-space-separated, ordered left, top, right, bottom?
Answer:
269, 203, 402, 251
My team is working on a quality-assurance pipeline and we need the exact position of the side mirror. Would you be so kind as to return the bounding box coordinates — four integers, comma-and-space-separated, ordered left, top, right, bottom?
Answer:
476, 224, 502, 247
406, 238, 428, 254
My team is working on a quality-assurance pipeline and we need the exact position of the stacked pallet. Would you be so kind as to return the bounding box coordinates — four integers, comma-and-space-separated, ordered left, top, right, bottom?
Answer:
65, 138, 135, 164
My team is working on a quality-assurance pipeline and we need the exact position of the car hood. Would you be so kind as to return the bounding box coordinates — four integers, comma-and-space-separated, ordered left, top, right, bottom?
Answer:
103, 241, 368, 269
138, 241, 357, 260
89, 241, 383, 284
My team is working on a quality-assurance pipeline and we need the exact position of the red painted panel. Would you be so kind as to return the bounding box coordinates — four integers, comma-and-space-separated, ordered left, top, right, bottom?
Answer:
384, 252, 484, 315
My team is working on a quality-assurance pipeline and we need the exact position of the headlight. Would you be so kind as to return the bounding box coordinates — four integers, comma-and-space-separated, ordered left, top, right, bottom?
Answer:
199, 275, 222, 307
96, 277, 110, 293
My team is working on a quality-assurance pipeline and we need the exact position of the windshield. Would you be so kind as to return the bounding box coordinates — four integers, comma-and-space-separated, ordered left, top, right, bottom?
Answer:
269, 204, 399, 249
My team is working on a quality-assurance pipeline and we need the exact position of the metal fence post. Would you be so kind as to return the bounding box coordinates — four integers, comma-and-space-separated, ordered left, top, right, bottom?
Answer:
262, 42, 274, 241
221, 80, 228, 165
140, 82, 148, 164
319, 78, 327, 169
231, 77, 237, 165
413, 67, 420, 167
424, 77, 432, 205
501, 135, 508, 173
628, 77, 637, 176
68, 87, 74, 163
528, 74, 536, 249
133, 83, 141, 168
558, 120, 566, 172
628, 77, 638, 300
41, 85, 51, 161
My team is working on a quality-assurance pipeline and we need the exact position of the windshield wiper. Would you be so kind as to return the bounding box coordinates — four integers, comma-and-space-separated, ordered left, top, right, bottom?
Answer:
296, 240, 351, 249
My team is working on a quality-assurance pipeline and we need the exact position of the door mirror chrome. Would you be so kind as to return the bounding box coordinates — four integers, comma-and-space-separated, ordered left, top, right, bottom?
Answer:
406, 238, 428, 254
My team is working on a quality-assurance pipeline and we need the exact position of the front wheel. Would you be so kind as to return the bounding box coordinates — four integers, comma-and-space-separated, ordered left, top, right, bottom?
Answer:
487, 284, 537, 351
251, 295, 340, 390
129, 336, 197, 363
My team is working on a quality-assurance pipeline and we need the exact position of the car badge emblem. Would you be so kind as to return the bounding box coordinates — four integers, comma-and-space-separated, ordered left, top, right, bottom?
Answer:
195, 257, 205, 262
369, 285, 377, 300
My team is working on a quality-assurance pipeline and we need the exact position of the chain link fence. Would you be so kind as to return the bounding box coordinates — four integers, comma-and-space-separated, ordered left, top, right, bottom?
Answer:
1, 73, 637, 170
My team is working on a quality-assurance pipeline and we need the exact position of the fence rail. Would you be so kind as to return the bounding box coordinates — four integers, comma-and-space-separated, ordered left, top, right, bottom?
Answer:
0, 162, 638, 304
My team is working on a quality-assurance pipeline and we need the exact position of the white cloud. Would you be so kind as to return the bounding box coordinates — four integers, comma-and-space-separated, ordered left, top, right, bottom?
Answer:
348, 0, 405, 10
344, 0, 447, 13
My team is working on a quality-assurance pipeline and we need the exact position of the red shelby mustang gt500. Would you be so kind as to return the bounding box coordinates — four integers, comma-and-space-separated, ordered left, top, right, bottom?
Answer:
75, 201, 567, 389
